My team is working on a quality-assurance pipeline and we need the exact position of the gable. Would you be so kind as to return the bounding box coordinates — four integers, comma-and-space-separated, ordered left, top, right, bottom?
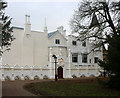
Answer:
48, 31, 67, 41
48, 31, 67, 46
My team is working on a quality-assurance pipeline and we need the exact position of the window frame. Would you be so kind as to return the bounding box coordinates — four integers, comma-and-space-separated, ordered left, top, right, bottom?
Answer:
72, 41, 77, 46
89, 59, 91, 63
82, 41, 86, 47
72, 53, 78, 63
94, 57, 98, 63
55, 39, 60, 44
82, 54, 88, 63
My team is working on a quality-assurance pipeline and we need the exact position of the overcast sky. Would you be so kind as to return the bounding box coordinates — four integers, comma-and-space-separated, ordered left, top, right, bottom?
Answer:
5, 0, 78, 34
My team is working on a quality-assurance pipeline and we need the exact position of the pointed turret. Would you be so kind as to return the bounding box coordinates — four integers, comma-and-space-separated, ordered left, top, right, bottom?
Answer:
89, 12, 99, 29
44, 18, 48, 33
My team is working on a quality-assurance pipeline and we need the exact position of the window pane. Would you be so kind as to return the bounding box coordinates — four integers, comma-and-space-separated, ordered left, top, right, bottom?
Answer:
72, 41, 76, 45
82, 42, 86, 47
58, 40, 60, 44
55, 39, 60, 44
72, 53, 78, 63
82, 54, 87, 63
94, 57, 98, 63
90, 59, 91, 63
55, 39, 57, 44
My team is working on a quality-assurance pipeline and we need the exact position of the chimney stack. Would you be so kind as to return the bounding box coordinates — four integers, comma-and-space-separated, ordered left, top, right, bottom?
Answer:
24, 15, 31, 35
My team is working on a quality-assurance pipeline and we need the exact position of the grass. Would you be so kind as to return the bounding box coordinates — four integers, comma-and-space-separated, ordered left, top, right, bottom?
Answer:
25, 78, 120, 96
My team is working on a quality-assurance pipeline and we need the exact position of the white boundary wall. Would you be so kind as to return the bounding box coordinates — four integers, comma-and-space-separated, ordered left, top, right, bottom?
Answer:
0, 64, 102, 81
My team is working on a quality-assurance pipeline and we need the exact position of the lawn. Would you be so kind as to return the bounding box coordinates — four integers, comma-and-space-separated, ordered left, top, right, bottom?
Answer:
25, 77, 120, 96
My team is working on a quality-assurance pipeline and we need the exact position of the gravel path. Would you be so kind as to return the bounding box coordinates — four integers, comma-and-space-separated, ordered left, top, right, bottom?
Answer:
2, 80, 41, 96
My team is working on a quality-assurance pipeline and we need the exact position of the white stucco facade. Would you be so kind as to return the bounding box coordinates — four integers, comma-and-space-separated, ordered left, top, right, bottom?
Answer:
0, 15, 103, 81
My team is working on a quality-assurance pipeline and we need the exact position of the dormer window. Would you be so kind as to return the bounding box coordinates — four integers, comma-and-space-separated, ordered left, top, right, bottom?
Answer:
72, 41, 76, 45
55, 39, 60, 44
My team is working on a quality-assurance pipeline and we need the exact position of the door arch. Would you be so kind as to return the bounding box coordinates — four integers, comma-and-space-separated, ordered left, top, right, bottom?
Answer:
58, 66, 63, 79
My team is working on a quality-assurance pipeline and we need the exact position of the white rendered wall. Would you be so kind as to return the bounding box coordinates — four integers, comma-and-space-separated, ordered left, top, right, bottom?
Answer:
2, 28, 49, 67
2, 28, 24, 65
1, 24, 103, 81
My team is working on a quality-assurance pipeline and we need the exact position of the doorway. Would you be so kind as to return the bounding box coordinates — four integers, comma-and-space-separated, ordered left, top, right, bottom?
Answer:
58, 66, 63, 79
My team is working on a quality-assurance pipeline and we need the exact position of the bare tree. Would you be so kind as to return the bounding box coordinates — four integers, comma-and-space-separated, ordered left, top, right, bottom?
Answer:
71, 0, 120, 89
70, 0, 120, 49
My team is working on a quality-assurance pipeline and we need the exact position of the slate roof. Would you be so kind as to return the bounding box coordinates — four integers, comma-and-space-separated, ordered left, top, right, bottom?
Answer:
12, 26, 59, 38
48, 30, 58, 38
12, 26, 24, 30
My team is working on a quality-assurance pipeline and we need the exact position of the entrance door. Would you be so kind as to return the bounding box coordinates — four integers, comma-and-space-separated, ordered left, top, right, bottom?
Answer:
58, 66, 63, 79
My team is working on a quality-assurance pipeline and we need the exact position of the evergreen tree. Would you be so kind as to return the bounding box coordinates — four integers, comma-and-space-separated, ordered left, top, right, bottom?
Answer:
99, 34, 120, 89
0, 0, 14, 55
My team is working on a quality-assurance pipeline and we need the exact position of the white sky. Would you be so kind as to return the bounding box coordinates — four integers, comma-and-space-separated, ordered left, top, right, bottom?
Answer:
6, 0, 80, 2
5, 0, 78, 34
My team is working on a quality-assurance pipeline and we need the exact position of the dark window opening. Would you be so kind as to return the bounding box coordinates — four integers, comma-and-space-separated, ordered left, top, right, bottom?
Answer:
72, 41, 77, 45
82, 42, 86, 47
55, 39, 60, 44
82, 54, 87, 63
72, 53, 78, 63
90, 59, 91, 63
94, 57, 98, 63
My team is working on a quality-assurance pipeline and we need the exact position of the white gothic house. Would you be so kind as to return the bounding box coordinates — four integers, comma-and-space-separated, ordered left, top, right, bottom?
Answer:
0, 15, 103, 81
